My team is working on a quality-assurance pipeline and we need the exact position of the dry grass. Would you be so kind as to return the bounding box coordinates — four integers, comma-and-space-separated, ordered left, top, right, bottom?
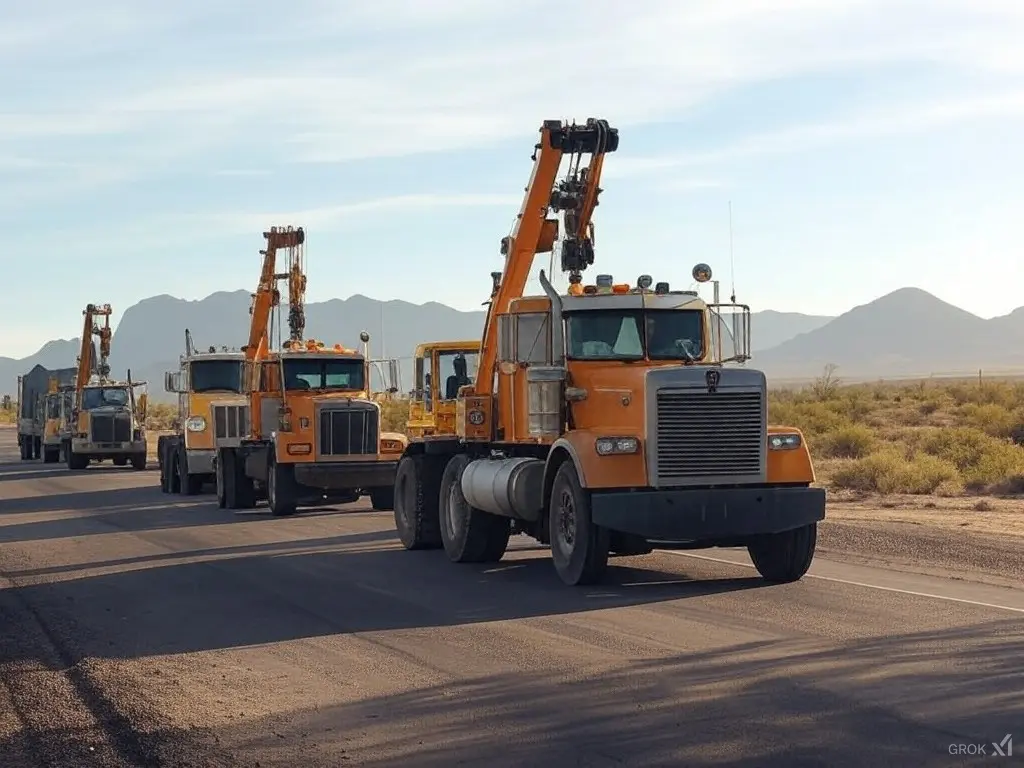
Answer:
773, 368, 1024, 496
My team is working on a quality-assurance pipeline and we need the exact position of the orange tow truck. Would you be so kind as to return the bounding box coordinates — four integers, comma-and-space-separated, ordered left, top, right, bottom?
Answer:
392, 118, 825, 586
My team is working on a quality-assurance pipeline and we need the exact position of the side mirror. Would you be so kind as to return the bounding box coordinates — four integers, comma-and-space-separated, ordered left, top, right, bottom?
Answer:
387, 359, 400, 394
163, 371, 179, 393
708, 304, 752, 364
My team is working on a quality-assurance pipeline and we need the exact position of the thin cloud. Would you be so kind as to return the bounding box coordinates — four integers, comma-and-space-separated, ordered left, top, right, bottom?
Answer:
188, 193, 522, 235
607, 90, 1024, 178
1, 0, 1021, 177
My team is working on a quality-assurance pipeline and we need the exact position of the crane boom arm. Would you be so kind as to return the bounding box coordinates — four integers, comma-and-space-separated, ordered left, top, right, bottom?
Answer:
473, 118, 618, 396
74, 303, 113, 410
244, 226, 305, 362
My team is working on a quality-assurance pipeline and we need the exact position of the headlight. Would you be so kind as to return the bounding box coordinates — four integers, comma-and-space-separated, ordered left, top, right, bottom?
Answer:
595, 436, 639, 455
185, 416, 207, 432
768, 433, 801, 451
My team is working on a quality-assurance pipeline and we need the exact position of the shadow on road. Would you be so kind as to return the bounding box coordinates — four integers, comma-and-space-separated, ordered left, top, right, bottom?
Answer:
0, 533, 767, 663
5, 619, 1020, 768
208, 619, 1024, 767
0, 462, 152, 484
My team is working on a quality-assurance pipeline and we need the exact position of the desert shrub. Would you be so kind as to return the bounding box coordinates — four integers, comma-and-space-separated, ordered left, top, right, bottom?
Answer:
380, 398, 411, 433
830, 449, 959, 495
817, 424, 876, 459
146, 403, 178, 431
957, 402, 1024, 439
769, 400, 850, 439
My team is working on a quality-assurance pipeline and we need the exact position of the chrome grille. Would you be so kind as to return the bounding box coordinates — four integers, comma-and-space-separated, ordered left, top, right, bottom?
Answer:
654, 389, 765, 485
91, 413, 131, 443
318, 406, 378, 456
213, 404, 249, 440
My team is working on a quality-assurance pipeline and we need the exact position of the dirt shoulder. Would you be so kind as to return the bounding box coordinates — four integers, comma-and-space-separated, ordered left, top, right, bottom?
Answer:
820, 493, 1023, 589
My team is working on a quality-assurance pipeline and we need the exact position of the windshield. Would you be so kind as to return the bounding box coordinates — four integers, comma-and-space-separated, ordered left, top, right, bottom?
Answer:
282, 358, 365, 391
81, 386, 130, 409
190, 359, 243, 393
437, 350, 479, 400
566, 309, 704, 361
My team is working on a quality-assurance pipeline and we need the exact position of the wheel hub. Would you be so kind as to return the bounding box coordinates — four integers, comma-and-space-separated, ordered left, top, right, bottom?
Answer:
445, 484, 461, 540
557, 489, 576, 549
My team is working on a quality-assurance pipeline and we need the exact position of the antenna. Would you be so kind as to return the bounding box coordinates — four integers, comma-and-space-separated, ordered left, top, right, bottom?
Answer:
728, 200, 736, 304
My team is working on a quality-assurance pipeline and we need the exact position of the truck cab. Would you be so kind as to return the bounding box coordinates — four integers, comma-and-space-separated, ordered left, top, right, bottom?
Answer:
63, 378, 149, 470
407, 340, 480, 438
159, 347, 248, 495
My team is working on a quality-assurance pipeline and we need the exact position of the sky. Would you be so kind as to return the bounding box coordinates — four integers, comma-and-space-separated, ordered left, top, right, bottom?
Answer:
2, 0, 1023, 359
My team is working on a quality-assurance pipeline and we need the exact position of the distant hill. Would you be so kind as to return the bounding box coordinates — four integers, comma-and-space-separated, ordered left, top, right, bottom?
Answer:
756, 288, 1024, 377
4, 286, 1018, 399
1, 291, 489, 403
750, 310, 833, 352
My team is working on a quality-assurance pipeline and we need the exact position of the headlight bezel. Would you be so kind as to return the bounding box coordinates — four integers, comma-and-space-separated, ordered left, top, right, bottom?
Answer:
185, 416, 207, 432
768, 433, 802, 451
595, 436, 640, 456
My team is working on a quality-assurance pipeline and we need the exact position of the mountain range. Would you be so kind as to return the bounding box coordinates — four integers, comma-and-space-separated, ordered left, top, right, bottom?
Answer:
4, 286, 1023, 403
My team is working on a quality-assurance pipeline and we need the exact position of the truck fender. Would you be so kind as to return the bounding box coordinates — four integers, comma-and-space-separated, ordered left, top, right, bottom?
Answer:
542, 438, 588, 518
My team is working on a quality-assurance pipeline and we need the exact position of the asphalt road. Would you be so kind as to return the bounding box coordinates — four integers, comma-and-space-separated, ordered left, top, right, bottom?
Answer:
1, 427, 1021, 767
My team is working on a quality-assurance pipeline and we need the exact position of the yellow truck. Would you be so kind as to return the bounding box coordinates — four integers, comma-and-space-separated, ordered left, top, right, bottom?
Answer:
406, 340, 481, 438
158, 329, 247, 495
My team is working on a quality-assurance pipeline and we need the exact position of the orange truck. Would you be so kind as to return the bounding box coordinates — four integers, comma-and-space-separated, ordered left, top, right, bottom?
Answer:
392, 118, 825, 586
215, 226, 406, 516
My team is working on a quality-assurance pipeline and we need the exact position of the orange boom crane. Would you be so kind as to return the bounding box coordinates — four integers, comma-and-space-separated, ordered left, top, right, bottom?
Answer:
392, 118, 825, 587
215, 226, 406, 516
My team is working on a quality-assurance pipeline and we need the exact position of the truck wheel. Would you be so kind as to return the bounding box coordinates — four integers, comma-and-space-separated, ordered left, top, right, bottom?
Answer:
130, 452, 146, 471
66, 444, 88, 471
226, 451, 256, 510
43, 447, 59, 464
439, 454, 510, 564
32, 437, 41, 460
215, 453, 227, 508
748, 523, 817, 584
549, 460, 609, 586
177, 450, 201, 493
113, 457, 127, 466
393, 455, 443, 550
267, 459, 297, 517
369, 486, 395, 512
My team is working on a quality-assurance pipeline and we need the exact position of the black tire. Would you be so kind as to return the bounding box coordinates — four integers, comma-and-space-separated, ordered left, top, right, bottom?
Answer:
131, 452, 146, 471
549, 460, 609, 586
267, 458, 297, 517
177, 450, 201, 493
223, 450, 256, 510
393, 454, 443, 550
43, 447, 58, 464
113, 457, 127, 466
166, 449, 180, 492
66, 442, 88, 471
748, 523, 817, 584
215, 453, 227, 509
19, 438, 28, 461
369, 486, 395, 512
439, 454, 510, 564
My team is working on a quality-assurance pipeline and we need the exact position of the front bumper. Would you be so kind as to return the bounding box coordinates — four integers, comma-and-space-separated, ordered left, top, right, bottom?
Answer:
71, 438, 146, 456
293, 460, 399, 491
590, 485, 826, 542
185, 448, 215, 475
